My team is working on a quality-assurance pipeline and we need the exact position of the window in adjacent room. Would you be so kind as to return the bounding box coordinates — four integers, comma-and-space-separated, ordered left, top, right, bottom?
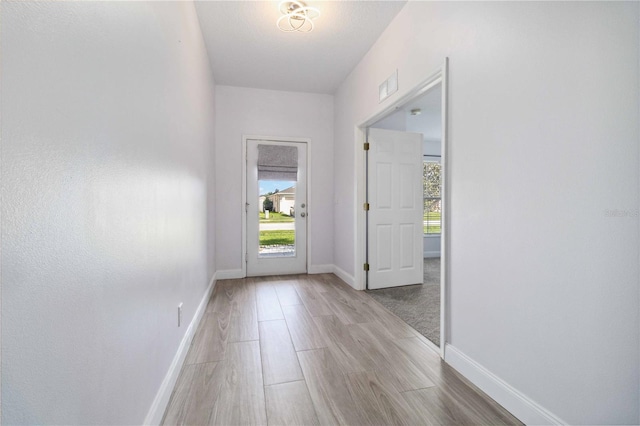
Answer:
423, 157, 441, 234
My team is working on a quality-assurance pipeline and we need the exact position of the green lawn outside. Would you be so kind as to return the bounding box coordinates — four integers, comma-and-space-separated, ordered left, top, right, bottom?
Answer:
260, 230, 295, 246
259, 213, 438, 242
424, 210, 441, 234
260, 212, 294, 223
423, 212, 441, 221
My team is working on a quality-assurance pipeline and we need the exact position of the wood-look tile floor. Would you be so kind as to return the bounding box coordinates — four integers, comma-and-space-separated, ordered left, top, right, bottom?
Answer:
162, 274, 522, 426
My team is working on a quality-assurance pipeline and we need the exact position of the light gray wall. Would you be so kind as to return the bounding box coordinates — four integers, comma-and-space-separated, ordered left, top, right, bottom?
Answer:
2, 2, 217, 424
215, 85, 334, 273
408, 115, 441, 146
208, 80, 218, 280
333, 2, 639, 424
371, 109, 406, 131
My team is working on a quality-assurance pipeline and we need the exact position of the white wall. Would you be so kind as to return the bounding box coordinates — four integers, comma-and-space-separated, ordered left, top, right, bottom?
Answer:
334, 2, 639, 424
215, 86, 334, 273
208, 81, 218, 280
408, 118, 441, 148
371, 108, 406, 131
2, 2, 216, 424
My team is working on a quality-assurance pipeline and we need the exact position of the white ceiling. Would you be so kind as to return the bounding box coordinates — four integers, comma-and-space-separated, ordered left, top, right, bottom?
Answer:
194, 1, 407, 94
404, 84, 441, 117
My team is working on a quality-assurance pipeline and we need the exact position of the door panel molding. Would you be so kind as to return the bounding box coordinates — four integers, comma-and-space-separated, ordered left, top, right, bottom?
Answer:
367, 128, 423, 289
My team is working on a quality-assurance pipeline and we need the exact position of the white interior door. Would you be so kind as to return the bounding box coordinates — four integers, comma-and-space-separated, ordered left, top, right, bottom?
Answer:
246, 139, 307, 276
368, 128, 423, 289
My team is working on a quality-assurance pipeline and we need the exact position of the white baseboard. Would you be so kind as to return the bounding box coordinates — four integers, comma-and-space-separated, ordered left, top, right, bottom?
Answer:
332, 264, 355, 287
308, 264, 334, 274
423, 251, 441, 258
216, 269, 244, 280
413, 331, 441, 357
445, 344, 566, 425
144, 272, 217, 425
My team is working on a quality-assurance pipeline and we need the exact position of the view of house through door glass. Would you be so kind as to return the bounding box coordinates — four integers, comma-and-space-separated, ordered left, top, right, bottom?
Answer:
246, 139, 307, 276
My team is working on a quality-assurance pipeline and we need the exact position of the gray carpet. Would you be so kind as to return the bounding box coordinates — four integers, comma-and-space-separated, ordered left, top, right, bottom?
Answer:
366, 258, 440, 346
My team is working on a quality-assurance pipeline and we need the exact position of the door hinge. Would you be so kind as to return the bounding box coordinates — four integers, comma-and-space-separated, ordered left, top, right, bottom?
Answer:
363, 263, 370, 271
363, 142, 370, 151
245, 202, 249, 212
363, 203, 370, 211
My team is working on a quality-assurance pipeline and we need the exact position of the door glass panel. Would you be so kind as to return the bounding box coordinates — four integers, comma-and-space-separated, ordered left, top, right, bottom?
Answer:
257, 144, 298, 258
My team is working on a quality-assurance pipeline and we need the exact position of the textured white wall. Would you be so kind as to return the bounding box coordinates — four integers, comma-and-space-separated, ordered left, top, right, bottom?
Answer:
2, 2, 216, 424
408, 115, 441, 145
215, 86, 334, 272
334, 2, 639, 424
208, 85, 217, 280
371, 109, 406, 132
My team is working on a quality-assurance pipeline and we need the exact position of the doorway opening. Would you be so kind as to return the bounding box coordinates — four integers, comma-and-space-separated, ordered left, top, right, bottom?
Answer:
355, 61, 448, 356
243, 137, 309, 277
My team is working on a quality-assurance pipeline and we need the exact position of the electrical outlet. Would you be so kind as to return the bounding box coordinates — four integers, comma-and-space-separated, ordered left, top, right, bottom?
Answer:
178, 303, 183, 327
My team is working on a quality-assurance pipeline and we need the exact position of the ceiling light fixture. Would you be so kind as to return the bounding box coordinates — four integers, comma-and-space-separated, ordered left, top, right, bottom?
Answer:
277, 1, 320, 33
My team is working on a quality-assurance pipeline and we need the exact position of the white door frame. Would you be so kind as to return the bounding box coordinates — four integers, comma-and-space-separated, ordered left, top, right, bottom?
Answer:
241, 135, 312, 278
354, 59, 449, 358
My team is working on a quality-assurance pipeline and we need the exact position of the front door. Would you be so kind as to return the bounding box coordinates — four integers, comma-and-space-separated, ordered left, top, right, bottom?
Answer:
367, 128, 423, 289
246, 139, 307, 276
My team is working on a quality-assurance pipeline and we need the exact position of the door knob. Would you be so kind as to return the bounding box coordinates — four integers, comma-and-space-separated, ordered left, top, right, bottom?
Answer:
300, 212, 306, 218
